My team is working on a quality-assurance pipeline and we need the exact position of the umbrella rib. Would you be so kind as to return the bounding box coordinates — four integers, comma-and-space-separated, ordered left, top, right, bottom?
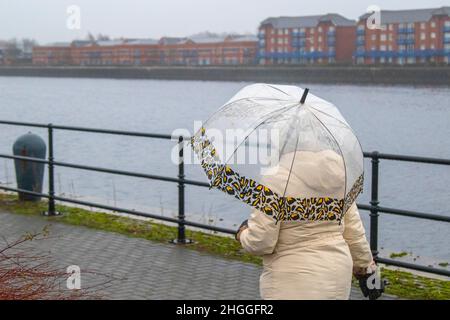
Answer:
307, 104, 365, 177
307, 105, 351, 128
308, 108, 348, 206
265, 84, 291, 97
281, 115, 301, 199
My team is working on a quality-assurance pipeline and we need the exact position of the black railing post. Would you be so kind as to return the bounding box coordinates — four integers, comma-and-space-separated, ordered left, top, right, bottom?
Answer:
43, 123, 60, 216
370, 151, 380, 259
171, 136, 192, 244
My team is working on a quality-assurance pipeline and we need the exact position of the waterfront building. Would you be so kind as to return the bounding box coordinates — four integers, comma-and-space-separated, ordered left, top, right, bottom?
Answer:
158, 34, 258, 66
355, 6, 450, 64
70, 39, 161, 66
32, 43, 72, 65
32, 35, 257, 67
257, 13, 356, 65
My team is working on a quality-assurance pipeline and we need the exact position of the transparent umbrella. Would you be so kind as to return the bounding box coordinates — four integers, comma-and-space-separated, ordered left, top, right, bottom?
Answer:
191, 84, 364, 224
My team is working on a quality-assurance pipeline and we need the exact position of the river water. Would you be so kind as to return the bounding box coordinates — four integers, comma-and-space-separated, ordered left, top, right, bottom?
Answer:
0, 76, 449, 265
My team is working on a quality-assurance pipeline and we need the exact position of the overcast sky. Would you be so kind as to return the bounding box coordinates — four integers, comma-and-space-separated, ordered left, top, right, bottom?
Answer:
0, 0, 447, 44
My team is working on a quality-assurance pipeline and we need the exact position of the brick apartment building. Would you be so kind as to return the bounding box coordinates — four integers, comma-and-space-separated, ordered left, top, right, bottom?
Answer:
159, 35, 258, 65
32, 43, 73, 65
355, 6, 450, 64
257, 13, 356, 65
32, 35, 257, 66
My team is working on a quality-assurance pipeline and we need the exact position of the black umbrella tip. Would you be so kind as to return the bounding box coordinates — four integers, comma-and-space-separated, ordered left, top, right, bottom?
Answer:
300, 88, 309, 104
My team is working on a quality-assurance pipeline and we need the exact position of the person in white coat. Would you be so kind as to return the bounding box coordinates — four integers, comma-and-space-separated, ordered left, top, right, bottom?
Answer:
236, 149, 375, 300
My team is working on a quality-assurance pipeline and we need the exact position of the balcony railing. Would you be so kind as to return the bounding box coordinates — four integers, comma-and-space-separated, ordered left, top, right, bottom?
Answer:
354, 49, 449, 58
292, 32, 306, 38
397, 38, 415, 45
356, 39, 365, 46
398, 27, 415, 34
292, 40, 306, 47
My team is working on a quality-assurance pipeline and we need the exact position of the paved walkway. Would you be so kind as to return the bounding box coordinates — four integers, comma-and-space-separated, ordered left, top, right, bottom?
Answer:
0, 211, 392, 300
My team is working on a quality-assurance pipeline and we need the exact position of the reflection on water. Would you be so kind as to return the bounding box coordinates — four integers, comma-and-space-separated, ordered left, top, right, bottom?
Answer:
0, 77, 449, 262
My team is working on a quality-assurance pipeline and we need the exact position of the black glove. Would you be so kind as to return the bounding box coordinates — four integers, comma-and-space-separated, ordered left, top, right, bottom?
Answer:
235, 220, 248, 241
357, 272, 388, 300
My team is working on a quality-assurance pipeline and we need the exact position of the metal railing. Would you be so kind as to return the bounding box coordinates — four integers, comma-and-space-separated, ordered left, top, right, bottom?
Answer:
0, 120, 449, 276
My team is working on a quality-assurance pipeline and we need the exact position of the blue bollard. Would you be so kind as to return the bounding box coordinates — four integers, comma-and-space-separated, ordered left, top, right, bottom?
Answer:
13, 132, 46, 201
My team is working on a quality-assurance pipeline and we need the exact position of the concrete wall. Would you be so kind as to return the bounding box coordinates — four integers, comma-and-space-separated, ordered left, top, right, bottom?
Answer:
0, 66, 449, 86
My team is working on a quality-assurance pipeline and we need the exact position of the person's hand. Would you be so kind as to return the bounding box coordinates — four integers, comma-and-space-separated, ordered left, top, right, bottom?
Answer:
354, 261, 387, 300
235, 220, 248, 241
353, 260, 377, 279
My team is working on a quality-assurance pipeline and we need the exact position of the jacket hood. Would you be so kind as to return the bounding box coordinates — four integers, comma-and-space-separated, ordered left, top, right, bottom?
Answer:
272, 150, 346, 198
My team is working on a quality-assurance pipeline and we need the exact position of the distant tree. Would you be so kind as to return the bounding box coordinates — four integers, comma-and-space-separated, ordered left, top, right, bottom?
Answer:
21, 38, 37, 54
97, 33, 110, 41
4, 39, 21, 63
86, 32, 96, 42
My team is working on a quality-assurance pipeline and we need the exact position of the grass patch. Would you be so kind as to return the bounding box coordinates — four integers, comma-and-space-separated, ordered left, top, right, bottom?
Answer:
1, 193, 449, 300
390, 251, 409, 259
380, 268, 450, 300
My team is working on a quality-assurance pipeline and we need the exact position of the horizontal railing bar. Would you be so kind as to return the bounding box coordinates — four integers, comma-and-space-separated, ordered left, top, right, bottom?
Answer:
0, 185, 236, 234
0, 120, 48, 129
52, 124, 175, 140
357, 204, 450, 222
0, 153, 203, 185
0, 185, 51, 199
183, 178, 210, 188
376, 257, 450, 277
363, 151, 450, 165
0, 153, 49, 164
53, 160, 212, 187
53, 160, 182, 183
0, 120, 177, 140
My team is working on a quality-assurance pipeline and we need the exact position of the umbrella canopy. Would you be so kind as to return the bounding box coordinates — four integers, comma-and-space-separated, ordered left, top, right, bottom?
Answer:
191, 84, 364, 223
